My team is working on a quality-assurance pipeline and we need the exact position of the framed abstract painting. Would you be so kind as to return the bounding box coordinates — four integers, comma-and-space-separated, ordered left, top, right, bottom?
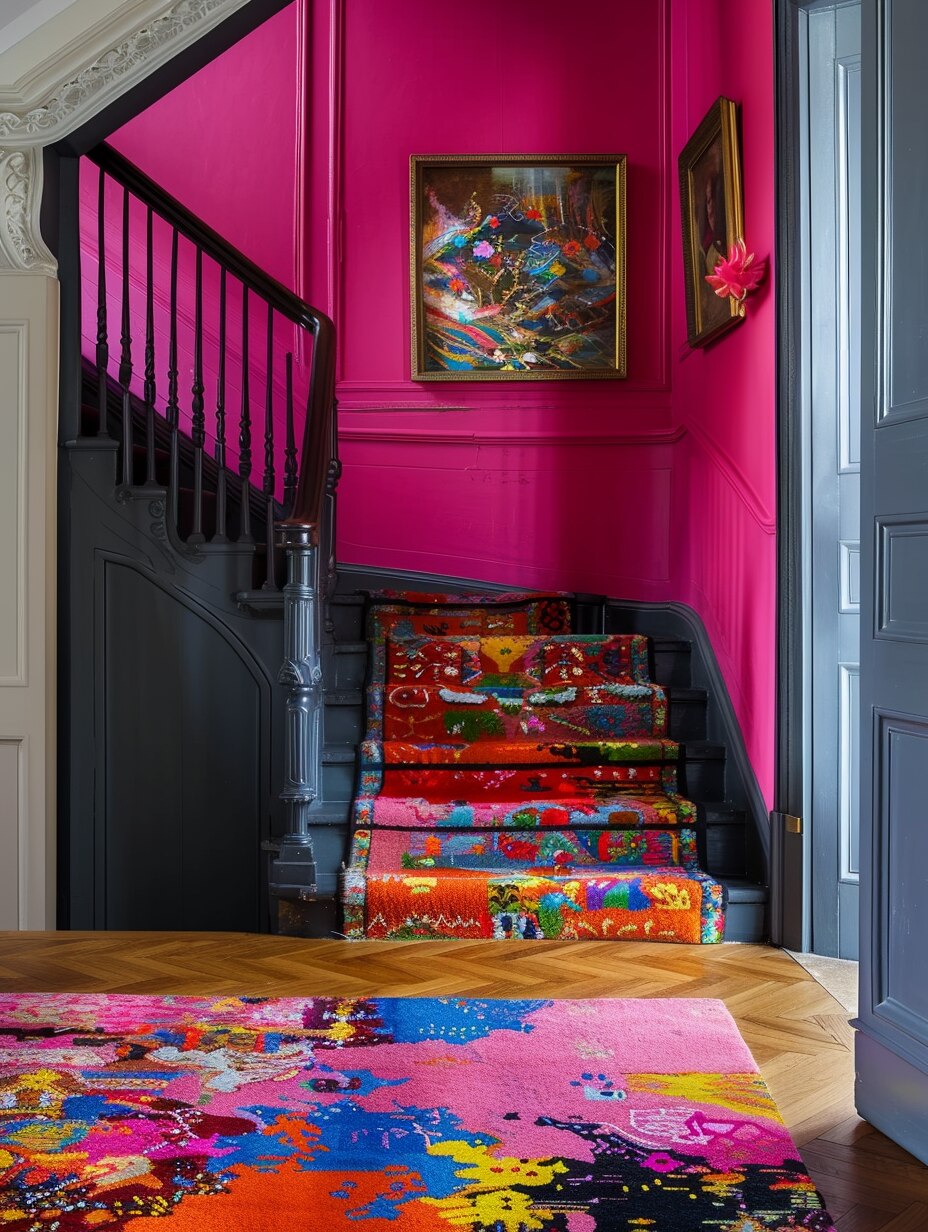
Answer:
678, 97, 744, 347
410, 154, 626, 380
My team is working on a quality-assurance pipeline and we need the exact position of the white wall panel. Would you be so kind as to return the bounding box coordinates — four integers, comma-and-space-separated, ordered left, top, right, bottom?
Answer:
0, 325, 26, 685
0, 740, 22, 928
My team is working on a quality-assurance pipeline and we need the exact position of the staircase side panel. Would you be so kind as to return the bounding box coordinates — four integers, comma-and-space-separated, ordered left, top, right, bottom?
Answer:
63, 447, 286, 930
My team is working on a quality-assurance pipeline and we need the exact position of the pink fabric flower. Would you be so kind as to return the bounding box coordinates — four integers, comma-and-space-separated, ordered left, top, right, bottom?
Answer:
705, 239, 767, 301
473, 240, 494, 259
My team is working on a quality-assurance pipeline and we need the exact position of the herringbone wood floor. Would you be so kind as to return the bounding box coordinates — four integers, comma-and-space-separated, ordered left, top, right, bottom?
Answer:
0, 934, 924, 1230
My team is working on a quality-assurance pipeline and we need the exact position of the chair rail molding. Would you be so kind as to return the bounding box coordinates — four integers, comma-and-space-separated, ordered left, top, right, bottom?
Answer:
0, 0, 250, 273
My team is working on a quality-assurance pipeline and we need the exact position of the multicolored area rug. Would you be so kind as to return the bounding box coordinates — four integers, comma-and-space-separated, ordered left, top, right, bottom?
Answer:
0, 993, 835, 1231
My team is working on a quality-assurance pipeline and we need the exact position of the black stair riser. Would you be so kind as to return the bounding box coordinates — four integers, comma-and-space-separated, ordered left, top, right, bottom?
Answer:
723, 898, 767, 943
705, 826, 747, 877
324, 703, 364, 745
651, 643, 693, 688
330, 598, 366, 642
678, 755, 726, 802
333, 645, 369, 690
667, 694, 707, 741
322, 760, 359, 800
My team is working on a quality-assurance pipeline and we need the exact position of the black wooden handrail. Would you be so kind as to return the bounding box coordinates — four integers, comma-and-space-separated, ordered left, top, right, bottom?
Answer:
282, 309, 336, 538
87, 140, 336, 543
87, 143, 320, 333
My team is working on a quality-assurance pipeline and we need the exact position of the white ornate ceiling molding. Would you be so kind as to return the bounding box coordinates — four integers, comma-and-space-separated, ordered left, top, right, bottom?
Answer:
0, 146, 56, 276
0, 0, 248, 272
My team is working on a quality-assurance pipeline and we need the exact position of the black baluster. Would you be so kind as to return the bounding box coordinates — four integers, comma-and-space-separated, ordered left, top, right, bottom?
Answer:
213, 268, 228, 543
188, 247, 206, 544
239, 285, 253, 542
118, 186, 133, 487
263, 304, 277, 589
284, 351, 298, 515
95, 167, 110, 439
143, 205, 156, 485
166, 229, 180, 527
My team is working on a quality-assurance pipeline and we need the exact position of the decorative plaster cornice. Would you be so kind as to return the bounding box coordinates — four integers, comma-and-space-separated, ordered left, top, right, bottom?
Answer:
0, 146, 56, 274
0, 0, 249, 145
0, 0, 247, 272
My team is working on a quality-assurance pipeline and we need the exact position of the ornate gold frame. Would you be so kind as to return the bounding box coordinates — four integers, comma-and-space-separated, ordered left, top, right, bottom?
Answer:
410, 153, 627, 380
678, 97, 744, 347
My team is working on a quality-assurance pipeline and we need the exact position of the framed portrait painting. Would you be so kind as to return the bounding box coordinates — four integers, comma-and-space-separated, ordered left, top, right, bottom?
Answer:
678, 97, 744, 347
410, 154, 626, 380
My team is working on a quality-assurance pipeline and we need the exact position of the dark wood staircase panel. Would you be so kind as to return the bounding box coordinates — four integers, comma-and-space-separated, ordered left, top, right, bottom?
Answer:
650, 637, 693, 687
329, 593, 367, 642
678, 740, 727, 801
332, 641, 369, 689
323, 691, 364, 746
666, 685, 707, 740
719, 878, 768, 942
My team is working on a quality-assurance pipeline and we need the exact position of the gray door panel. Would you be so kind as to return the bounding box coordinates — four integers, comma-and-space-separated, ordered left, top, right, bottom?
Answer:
856, 0, 928, 1163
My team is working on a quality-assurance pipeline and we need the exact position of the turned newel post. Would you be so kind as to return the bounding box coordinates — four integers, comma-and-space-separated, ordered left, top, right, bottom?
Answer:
269, 522, 323, 908
268, 304, 336, 934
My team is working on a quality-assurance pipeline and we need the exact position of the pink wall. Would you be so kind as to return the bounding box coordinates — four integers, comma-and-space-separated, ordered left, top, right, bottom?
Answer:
81, 4, 309, 494
669, 0, 777, 804
86, 0, 777, 805
325, 0, 683, 605
108, 4, 302, 289
322, 0, 776, 804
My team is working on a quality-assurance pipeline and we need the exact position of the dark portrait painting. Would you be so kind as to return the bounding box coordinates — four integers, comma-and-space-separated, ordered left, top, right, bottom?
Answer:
678, 99, 744, 347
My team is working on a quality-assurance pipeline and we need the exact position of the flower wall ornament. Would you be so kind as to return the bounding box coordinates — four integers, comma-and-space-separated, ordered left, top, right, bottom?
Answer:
705, 239, 767, 305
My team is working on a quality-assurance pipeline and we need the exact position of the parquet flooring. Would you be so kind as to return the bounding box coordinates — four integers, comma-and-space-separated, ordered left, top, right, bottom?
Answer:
0, 933, 924, 1229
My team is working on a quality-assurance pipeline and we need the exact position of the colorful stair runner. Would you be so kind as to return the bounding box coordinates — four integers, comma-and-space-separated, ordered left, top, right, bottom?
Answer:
342, 592, 726, 942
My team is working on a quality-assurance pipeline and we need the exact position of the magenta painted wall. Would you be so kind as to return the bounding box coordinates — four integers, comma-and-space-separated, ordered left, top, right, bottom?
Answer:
323, 0, 777, 804
669, 0, 777, 803
80, 0, 777, 804
328, 0, 682, 607
107, 4, 302, 289
80, 5, 308, 493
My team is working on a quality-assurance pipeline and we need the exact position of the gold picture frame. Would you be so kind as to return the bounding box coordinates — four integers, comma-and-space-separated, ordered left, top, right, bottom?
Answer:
410, 154, 626, 380
678, 97, 744, 348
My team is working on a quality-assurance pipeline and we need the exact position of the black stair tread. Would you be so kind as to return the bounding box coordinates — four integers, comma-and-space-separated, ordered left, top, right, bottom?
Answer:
331, 594, 366, 607
335, 641, 368, 654
666, 687, 706, 701
719, 877, 767, 903
234, 589, 283, 611
322, 745, 357, 763
650, 637, 691, 651
679, 740, 726, 759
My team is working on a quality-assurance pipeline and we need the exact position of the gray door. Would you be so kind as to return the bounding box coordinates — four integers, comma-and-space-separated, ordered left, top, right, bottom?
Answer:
856, 0, 928, 1164
808, 3, 861, 958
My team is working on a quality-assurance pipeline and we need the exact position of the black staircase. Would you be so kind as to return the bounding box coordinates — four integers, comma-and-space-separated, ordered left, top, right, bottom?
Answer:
321, 573, 770, 942
60, 143, 337, 933
59, 146, 767, 942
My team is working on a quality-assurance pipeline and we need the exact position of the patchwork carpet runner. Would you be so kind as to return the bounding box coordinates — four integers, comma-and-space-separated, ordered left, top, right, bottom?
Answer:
0, 993, 836, 1231
342, 592, 726, 941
